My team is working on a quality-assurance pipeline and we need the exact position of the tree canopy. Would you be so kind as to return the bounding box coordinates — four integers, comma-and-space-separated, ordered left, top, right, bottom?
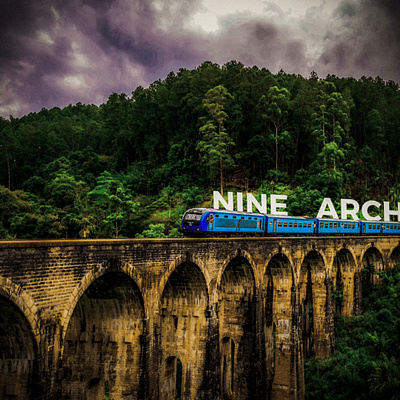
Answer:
0, 61, 399, 238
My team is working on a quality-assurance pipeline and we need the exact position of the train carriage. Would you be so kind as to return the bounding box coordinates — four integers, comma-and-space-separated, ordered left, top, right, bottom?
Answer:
362, 221, 400, 234
266, 215, 314, 234
316, 219, 361, 234
181, 208, 265, 236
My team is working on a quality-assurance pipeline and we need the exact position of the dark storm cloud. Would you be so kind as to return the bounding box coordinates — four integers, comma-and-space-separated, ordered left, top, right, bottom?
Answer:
1, 0, 399, 118
313, 0, 400, 82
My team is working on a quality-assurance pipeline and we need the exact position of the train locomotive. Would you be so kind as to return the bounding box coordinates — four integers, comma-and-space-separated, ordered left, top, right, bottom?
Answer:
181, 208, 400, 237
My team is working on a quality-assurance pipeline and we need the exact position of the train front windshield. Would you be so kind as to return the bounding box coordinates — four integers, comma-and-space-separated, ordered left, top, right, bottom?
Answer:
182, 210, 204, 226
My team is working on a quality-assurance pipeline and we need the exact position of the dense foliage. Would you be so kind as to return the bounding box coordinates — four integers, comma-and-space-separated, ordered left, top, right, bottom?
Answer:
305, 266, 400, 400
1, 61, 399, 238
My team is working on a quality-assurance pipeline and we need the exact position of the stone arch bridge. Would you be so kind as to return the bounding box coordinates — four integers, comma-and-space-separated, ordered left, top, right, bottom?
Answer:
1, 236, 400, 400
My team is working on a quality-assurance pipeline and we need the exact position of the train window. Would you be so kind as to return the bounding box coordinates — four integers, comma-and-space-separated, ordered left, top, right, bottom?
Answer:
185, 213, 202, 221
224, 215, 228, 218
294, 223, 298, 227
289, 223, 293, 228
284, 223, 288, 227
278, 222, 283, 227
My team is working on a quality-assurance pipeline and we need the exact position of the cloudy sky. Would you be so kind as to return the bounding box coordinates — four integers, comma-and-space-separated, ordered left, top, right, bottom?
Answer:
1, 0, 399, 118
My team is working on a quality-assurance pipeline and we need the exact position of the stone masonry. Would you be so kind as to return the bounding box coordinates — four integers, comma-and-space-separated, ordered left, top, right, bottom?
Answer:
0, 236, 400, 399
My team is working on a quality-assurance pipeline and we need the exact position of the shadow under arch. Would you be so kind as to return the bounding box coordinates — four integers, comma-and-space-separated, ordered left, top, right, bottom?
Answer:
217, 248, 258, 290
0, 276, 39, 338
218, 254, 256, 399
0, 291, 39, 398
159, 252, 211, 305
61, 259, 145, 340
360, 243, 385, 270
331, 248, 357, 316
159, 261, 209, 399
389, 245, 400, 268
263, 252, 294, 399
361, 246, 385, 286
61, 271, 145, 399
299, 250, 331, 358
160, 356, 183, 400
220, 336, 235, 399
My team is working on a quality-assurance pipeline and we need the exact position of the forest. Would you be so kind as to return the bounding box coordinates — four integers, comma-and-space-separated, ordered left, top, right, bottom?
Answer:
305, 265, 400, 399
0, 60, 400, 239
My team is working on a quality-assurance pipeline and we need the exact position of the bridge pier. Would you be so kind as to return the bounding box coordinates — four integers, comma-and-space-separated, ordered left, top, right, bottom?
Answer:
0, 236, 399, 399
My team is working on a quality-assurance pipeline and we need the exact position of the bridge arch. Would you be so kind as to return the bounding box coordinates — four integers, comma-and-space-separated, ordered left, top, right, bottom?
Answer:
160, 356, 183, 400
0, 278, 40, 398
159, 261, 209, 399
0, 276, 39, 338
159, 252, 211, 305
61, 258, 144, 337
61, 270, 145, 399
299, 250, 330, 358
218, 253, 256, 399
217, 248, 258, 289
361, 246, 385, 287
263, 252, 295, 398
330, 248, 357, 316
262, 249, 295, 281
360, 243, 385, 267
388, 244, 400, 268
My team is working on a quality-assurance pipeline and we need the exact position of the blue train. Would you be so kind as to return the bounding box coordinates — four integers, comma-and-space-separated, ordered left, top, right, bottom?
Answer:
181, 208, 400, 236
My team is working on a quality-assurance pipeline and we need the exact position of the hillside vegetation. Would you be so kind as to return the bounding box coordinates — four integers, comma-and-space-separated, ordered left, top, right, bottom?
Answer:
1, 61, 399, 239
305, 266, 400, 400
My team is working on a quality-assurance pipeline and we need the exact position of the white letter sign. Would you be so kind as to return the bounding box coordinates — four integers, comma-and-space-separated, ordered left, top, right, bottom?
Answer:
317, 198, 339, 219
361, 200, 381, 221
341, 199, 360, 220
383, 201, 400, 222
247, 193, 267, 214
211, 191, 399, 222
213, 191, 234, 211
270, 194, 288, 216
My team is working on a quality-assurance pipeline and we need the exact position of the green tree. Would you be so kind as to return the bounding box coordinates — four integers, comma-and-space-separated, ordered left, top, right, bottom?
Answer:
0, 186, 30, 238
88, 171, 138, 238
308, 81, 354, 198
196, 85, 235, 194
259, 86, 291, 172
135, 223, 166, 238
